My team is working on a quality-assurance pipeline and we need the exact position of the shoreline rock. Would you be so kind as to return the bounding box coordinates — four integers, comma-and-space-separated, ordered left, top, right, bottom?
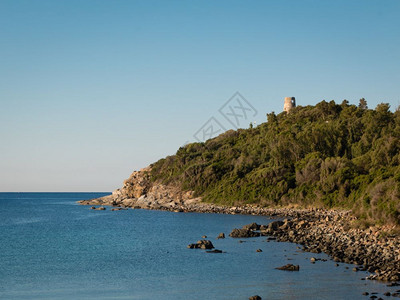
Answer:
229, 228, 261, 238
263, 218, 400, 282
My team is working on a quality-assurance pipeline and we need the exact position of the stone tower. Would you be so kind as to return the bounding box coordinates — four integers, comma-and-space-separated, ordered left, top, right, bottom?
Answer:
283, 97, 296, 113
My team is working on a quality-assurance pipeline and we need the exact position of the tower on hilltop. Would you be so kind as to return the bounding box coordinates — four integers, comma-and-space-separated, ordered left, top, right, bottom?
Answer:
283, 97, 296, 113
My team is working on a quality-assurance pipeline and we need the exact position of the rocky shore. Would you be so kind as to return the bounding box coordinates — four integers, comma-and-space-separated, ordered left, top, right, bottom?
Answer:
78, 167, 400, 283
230, 218, 400, 282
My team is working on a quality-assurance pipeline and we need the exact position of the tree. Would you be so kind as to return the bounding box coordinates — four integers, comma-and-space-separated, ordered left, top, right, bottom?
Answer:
267, 112, 277, 123
359, 98, 368, 110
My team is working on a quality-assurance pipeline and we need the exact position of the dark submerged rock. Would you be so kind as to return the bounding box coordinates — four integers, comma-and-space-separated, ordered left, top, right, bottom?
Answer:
392, 293, 400, 298
275, 264, 300, 271
206, 249, 223, 253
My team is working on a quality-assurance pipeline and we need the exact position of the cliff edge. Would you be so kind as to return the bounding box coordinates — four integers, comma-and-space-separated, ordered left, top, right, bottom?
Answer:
79, 166, 201, 210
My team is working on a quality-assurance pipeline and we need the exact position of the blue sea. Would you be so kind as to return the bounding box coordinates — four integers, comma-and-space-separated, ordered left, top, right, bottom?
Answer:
0, 193, 397, 299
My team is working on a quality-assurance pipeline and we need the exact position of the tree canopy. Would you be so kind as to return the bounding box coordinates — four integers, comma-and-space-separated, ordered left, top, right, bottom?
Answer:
150, 100, 400, 226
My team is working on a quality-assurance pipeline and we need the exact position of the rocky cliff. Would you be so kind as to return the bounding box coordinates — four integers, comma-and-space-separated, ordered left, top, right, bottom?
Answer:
79, 166, 201, 210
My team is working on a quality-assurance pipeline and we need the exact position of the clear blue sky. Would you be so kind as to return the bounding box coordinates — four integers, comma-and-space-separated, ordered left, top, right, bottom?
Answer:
1, 0, 399, 192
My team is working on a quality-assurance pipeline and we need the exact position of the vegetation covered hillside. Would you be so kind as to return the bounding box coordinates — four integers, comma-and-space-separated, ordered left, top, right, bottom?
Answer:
150, 100, 400, 226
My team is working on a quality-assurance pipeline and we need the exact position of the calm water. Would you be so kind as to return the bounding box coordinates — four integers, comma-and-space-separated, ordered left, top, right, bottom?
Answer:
0, 193, 397, 300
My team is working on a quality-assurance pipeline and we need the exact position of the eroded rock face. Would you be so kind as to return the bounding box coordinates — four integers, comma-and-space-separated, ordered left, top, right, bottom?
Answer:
78, 166, 200, 209
113, 167, 152, 200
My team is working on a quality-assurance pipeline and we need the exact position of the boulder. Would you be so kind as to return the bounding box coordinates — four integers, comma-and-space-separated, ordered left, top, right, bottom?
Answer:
275, 264, 300, 271
249, 296, 262, 300
94, 207, 106, 211
187, 240, 214, 250
229, 228, 261, 238
265, 220, 284, 233
243, 222, 261, 231
392, 293, 400, 298
217, 232, 225, 239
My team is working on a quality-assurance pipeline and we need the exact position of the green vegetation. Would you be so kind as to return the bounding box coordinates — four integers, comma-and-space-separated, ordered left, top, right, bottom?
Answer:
150, 100, 400, 225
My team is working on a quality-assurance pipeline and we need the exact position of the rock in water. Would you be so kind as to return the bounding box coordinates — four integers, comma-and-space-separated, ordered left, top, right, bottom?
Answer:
242, 222, 261, 230
217, 232, 225, 239
229, 228, 261, 238
391, 293, 400, 298
249, 296, 262, 300
275, 264, 300, 271
267, 220, 284, 232
384, 292, 391, 296
187, 240, 214, 250
206, 249, 223, 253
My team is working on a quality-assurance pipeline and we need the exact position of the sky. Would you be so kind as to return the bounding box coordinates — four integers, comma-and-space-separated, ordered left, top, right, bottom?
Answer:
0, 0, 399, 192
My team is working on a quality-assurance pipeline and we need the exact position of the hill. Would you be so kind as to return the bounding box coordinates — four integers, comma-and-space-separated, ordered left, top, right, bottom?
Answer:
150, 100, 400, 226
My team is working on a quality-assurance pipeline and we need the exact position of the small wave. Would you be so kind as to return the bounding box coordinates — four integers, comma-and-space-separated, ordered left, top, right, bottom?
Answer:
74, 213, 105, 220
11, 217, 45, 225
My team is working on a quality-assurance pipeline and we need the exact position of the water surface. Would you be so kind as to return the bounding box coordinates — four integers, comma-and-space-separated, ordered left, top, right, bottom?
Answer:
0, 193, 396, 299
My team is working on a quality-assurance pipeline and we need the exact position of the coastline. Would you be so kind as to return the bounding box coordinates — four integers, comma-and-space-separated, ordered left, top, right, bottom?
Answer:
79, 193, 400, 283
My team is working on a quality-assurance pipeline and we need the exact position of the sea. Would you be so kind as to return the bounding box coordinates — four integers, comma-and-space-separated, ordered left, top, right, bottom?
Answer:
0, 193, 398, 300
